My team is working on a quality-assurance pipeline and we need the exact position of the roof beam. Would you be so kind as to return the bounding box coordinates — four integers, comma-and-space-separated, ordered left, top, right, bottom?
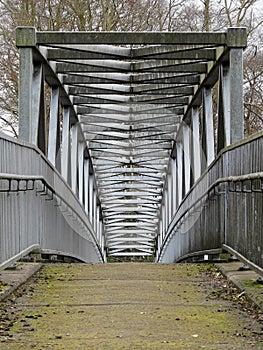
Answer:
37, 31, 228, 45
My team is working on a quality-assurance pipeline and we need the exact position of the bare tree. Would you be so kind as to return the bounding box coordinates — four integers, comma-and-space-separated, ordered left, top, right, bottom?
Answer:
0, 0, 262, 136
244, 48, 263, 134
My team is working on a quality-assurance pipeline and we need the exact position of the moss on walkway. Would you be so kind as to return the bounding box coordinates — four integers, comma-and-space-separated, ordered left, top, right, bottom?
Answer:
0, 263, 262, 349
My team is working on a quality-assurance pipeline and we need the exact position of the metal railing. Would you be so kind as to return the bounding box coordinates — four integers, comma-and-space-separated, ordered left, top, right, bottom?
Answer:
0, 132, 105, 269
157, 132, 263, 275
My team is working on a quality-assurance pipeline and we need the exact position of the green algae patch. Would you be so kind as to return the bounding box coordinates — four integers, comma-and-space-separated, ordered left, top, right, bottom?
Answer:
0, 263, 262, 349
0, 281, 10, 294
242, 279, 263, 309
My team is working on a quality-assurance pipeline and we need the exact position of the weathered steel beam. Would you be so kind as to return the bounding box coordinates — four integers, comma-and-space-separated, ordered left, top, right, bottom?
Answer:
130, 73, 200, 84
36, 31, 229, 45
67, 85, 194, 96
89, 140, 172, 149
99, 184, 162, 192
47, 48, 130, 60
61, 73, 131, 84
83, 123, 177, 133
133, 47, 217, 60
80, 114, 182, 124
68, 85, 132, 95
132, 44, 215, 57
55, 60, 131, 73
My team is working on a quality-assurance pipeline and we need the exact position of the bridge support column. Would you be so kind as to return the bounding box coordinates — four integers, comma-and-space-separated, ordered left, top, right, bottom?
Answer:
217, 65, 227, 153
16, 27, 36, 142
89, 175, 94, 225
32, 64, 46, 154
165, 187, 169, 231
99, 221, 104, 252
191, 107, 201, 182
71, 124, 79, 195
183, 123, 191, 194
18, 47, 33, 143
48, 86, 61, 170
84, 158, 90, 213
229, 48, 244, 143
162, 204, 166, 237
61, 107, 71, 184
93, 189, 97, 231
168, 172, 173, 224
96, 206, 100, 239
171, 157, 177, 216
176, 142, 183, 205
159, 218, 163, 248
78, 142, 85, 204
202, 87, 215, 168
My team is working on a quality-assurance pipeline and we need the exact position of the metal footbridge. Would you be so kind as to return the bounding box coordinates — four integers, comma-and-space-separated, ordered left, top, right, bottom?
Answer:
0, 28, 262, 274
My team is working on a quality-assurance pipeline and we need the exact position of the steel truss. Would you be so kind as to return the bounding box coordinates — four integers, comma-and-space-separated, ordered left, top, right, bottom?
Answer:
16, 28, 246, 258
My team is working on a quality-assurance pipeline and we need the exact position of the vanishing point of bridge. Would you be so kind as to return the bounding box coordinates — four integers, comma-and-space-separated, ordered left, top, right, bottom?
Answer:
0, 28, 262, 275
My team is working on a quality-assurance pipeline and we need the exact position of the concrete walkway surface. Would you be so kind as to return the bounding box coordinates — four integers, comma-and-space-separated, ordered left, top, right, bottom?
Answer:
0, 262, 262, 349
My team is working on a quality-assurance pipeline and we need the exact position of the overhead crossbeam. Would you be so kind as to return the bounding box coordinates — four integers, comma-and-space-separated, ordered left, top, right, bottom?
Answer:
16, 27, 246, 258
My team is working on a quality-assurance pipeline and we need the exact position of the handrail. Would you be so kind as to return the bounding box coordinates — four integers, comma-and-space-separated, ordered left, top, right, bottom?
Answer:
0, 245, 40, 271
222, 244, 263, 277
158, 171, 263, 273
0, 173, 105, 262
160, 171, 263, 252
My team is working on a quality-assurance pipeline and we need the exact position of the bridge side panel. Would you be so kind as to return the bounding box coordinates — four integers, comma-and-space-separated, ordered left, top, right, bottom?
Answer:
0, 133, 104, 268
158, 134, 263, 272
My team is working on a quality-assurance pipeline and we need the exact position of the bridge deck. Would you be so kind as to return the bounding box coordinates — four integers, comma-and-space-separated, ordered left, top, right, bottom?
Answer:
1, 263, 262, 349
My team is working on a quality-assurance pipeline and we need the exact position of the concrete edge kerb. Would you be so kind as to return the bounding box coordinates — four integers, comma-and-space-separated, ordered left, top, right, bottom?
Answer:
0, 263, 42, 302
215, 262, 263, 311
